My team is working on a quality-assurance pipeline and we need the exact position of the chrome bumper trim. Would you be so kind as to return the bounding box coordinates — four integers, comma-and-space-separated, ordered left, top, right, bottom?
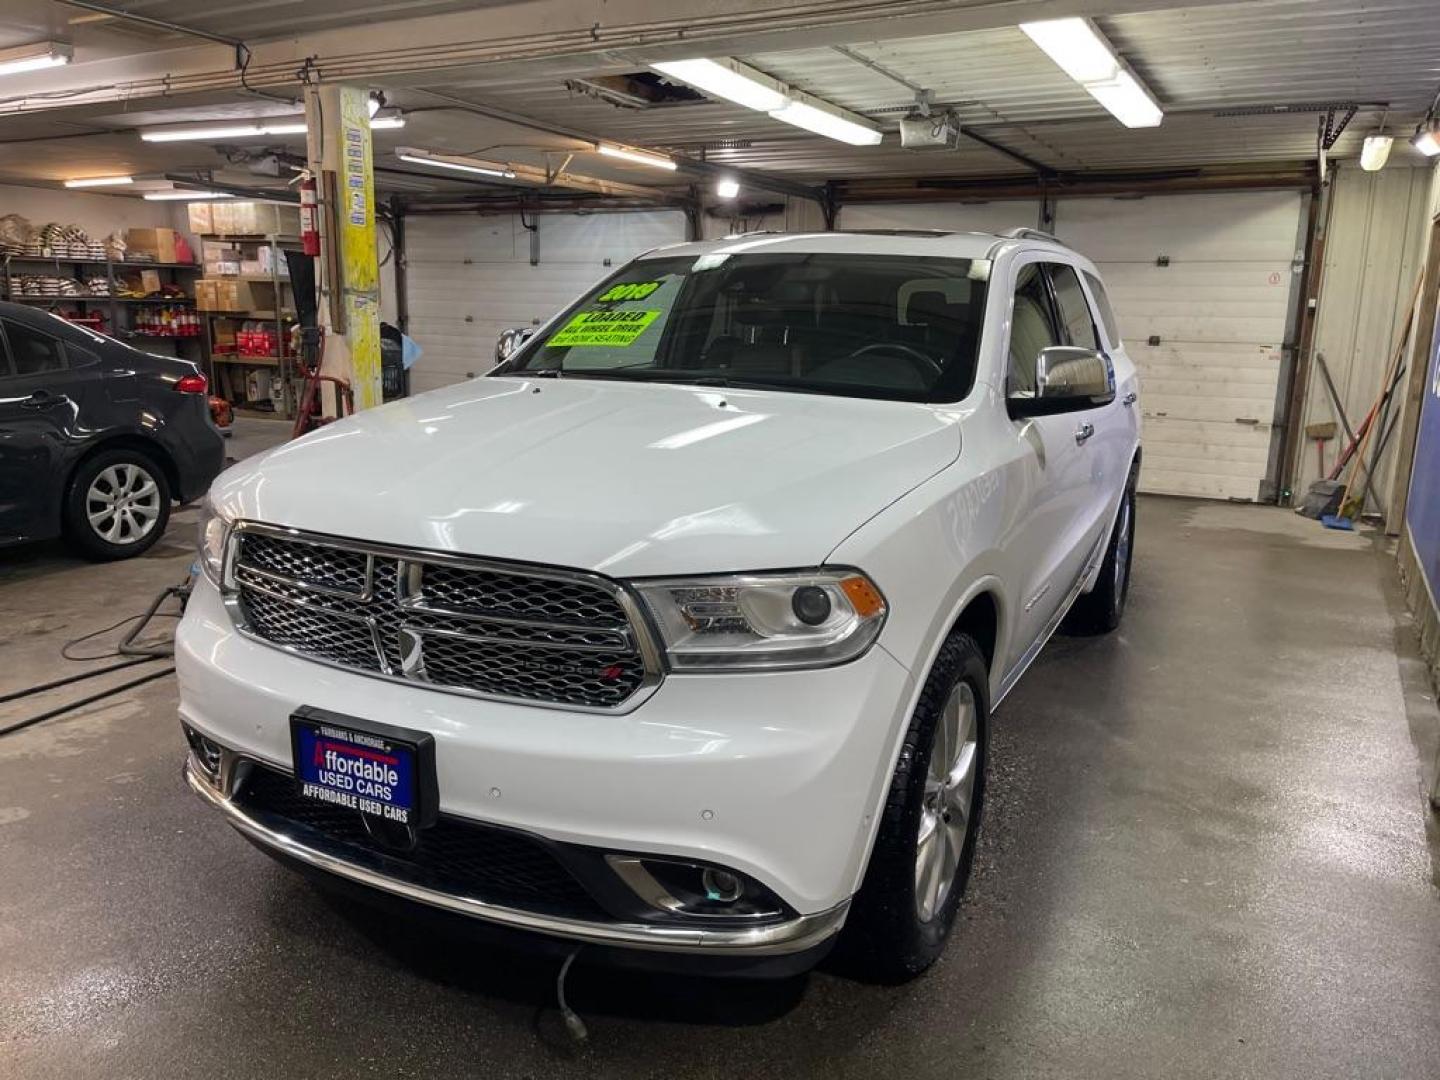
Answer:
184, 754, 848, 956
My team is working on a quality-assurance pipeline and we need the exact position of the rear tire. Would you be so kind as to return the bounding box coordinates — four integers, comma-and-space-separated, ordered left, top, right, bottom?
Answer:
1065, 463, 1137, 635
63, 448, 171, 561
837, 632, 989, 983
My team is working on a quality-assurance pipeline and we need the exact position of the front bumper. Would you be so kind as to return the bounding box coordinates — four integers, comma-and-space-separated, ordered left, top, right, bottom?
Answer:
177, 574, 917, 954
185, 751, 847, 957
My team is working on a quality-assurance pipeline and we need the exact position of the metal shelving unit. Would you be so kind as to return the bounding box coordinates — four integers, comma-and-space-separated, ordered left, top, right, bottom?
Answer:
0, 254, 203, 353
198, 233, 301, 418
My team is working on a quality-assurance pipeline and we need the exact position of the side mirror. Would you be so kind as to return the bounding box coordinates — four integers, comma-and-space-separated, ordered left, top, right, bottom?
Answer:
495, 326, 536, 364
1009, 345, 1115, 417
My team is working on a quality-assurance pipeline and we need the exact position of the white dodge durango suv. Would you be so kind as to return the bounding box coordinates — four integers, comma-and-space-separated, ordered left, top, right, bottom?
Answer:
179, 228, 1139, 980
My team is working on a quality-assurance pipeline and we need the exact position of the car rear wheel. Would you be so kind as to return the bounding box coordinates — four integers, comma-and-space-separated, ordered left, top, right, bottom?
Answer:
837, 632, 989, 982
64, 448, 171, 561
1065, 462, 1138, 635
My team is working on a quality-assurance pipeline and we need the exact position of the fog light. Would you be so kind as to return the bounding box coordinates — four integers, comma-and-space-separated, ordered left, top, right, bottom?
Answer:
702, 868, 742, 902
183, 725, 222, 777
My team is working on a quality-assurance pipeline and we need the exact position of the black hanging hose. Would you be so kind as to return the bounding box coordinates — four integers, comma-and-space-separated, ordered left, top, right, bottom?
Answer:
0, 667, 176, 739
0, 656, 162, 705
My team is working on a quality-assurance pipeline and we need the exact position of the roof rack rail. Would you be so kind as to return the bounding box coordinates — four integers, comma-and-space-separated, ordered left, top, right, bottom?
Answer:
1001, 227, 1062, 243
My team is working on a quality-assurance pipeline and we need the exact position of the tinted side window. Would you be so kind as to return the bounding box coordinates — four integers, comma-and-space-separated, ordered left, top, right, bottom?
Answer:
1008, 263, 1063, 394
3, 321, 67, 376
1049, 264, 1099, 350
1082, 270, 1121, 346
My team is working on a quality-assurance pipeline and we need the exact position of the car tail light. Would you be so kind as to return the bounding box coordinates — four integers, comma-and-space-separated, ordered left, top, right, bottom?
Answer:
174, 373, 208, 394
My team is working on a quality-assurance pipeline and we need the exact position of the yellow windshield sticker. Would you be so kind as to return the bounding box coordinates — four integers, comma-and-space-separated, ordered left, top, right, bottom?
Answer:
549, 309, 662, 347
597, 281, 661, 302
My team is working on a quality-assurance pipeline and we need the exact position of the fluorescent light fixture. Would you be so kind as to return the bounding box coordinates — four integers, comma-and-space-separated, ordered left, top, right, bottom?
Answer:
369, 114, 406, 130
1019, 17, 1163, 129
1083, 70, 1163, 129
651, 58, 789, 113
716, 176, 740, 199
1019, 19, 1117, 83
63, 175, 134, 188
769, 96, 883, 146
0, 40, 72, 78
143, 191, 235, 201
597, 143, 678, 170
1412, 122, 1440, 157
396, 147, 516, 178
1360, 134, 1394, 171
140, 120, 306, 142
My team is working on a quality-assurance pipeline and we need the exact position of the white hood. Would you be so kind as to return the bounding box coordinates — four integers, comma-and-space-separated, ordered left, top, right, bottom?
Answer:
213, 376, 960, 577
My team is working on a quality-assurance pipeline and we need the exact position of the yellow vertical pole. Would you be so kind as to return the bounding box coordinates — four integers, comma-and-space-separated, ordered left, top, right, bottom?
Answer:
304, 83, 382, 412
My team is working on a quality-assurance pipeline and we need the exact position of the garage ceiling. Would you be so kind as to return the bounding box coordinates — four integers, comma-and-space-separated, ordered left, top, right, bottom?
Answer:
0, 0, 1436, 197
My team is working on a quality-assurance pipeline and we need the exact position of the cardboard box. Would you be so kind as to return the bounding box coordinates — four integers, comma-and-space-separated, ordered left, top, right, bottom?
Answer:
197, 277, 277, 311
206, 202, 302, 237
187, 203, 213, 234
127, 227, 179, 264
139, 269, 161, 295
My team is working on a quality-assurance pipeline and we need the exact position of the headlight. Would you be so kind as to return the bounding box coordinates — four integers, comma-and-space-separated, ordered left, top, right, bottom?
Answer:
196, 497, 233, 586
634, 569, 887, 672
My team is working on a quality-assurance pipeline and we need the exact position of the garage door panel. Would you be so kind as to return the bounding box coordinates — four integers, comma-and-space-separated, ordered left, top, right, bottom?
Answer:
1057, 192, 1302, 262
1142, 469, 1266, 500
840, 201, 1041, 235
405, 216, 518, 262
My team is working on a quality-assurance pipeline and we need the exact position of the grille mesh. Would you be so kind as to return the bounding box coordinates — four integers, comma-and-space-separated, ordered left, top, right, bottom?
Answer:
238, 766, 605, 918
231, 529, 650, 708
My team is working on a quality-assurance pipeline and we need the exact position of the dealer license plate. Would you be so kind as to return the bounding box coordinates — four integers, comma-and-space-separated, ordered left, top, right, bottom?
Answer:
289, 707, 437, 828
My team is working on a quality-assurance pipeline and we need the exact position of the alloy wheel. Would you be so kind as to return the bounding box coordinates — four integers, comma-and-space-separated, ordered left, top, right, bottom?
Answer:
915, 681, 979, 922
86, 463, 162, 546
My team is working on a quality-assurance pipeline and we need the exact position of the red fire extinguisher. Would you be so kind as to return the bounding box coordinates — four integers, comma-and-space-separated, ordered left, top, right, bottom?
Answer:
299, 171, 320, 257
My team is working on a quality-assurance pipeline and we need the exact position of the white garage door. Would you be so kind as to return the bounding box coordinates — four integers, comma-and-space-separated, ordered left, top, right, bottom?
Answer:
1055, 191, 1303, 501
841, 200, 1042, 236
404, 211, 687, 394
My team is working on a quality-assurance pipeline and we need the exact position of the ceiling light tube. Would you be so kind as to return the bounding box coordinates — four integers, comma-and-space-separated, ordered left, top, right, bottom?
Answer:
1020, 17, 1163, 129
596, 143, 678, 170
64, 175, 134, 188
143, 191, 236, 201
651, 58, 789, 113
396, 147, 517, 178
369, 115, 406, 130
768, 95, 883, 146
0, 40, 72, 78
1082, 70, 1163, 129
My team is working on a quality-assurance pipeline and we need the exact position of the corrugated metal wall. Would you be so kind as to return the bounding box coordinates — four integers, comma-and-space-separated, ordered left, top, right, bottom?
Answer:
1299, 166, 1436, 510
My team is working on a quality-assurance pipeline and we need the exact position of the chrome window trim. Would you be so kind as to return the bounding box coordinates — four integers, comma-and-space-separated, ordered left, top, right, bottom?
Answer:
186, 753, 847, 956
220, 520, 666, 715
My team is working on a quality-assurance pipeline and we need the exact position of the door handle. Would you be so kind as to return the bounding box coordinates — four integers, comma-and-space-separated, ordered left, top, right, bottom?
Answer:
1122, 391, 1137, 407
21, 391, 65, 410
1074, 422, 1096, 445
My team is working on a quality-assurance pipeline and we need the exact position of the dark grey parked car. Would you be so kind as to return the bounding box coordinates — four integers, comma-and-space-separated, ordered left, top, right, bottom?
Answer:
0, 302, 226, 560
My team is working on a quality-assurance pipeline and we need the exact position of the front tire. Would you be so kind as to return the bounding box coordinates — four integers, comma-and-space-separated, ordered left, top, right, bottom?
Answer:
838, 632, 990, 982
63, 448, 171, 561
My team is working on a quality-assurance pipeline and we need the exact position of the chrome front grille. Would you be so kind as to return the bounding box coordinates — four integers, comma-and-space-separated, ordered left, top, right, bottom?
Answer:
225, 524, 659, 711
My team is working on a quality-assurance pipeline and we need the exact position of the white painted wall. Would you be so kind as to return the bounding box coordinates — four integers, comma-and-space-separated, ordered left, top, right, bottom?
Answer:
0, 183, 200, 256
1300, 165, 1436, 510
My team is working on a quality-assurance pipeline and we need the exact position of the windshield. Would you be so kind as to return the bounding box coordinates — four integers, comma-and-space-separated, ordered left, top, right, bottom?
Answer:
495, 252, 991, 403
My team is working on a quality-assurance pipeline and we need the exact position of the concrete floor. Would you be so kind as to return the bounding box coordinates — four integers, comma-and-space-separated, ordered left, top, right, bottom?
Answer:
2, 449, 1438, 1079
